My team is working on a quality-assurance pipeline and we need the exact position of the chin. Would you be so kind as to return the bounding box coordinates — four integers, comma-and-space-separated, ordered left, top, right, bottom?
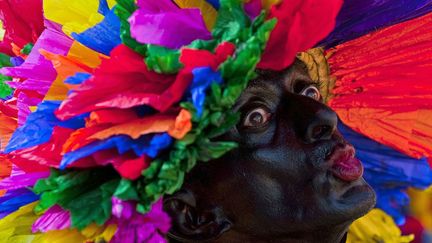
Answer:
321, 176, 376, 226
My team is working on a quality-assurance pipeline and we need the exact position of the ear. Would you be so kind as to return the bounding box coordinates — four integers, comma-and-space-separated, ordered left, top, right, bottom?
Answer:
163, 189, 232, 242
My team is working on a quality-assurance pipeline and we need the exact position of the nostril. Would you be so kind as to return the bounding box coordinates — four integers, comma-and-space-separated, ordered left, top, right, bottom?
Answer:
312, 125, 332, 140
303, 109, 338, 143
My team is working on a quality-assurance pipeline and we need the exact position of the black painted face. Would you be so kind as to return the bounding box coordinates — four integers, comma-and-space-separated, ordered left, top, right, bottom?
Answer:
164, 61, 376, 242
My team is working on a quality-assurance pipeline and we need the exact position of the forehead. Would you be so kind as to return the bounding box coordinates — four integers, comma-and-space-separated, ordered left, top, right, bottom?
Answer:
245, 60, 313, 96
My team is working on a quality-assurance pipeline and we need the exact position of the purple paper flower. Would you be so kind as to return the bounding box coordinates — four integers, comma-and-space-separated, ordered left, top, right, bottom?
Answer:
129, 0, 211, 49
111, 198, 171, 243
32, 205, 71, 233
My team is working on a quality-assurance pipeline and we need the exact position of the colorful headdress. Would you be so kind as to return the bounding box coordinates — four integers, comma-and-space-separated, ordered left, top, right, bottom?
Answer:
0, 0, 431, 242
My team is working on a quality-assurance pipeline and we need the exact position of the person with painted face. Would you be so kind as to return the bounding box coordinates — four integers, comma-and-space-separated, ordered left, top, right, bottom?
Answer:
164, 60, 376, 243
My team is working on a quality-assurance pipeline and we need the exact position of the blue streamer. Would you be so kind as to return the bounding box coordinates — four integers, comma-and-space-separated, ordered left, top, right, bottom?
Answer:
338, 122, 432, 224
206, 0, 220, 9
5, 101, 87, 153
189, 67, 223, 117
321, 0, 432, 47
64, 72, 92, 85
98, 0, 110, 15
71, 9, 121, 55
0, 188, 39, 219
60, 133, 173, 169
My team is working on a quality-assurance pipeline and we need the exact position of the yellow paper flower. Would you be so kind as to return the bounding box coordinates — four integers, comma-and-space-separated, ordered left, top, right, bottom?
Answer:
0, 202, 117, 243
43, 0, 117, 36
347, 209, 414, 243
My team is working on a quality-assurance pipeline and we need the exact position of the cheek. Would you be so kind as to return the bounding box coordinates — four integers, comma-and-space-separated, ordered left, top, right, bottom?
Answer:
251, 146, 311, 184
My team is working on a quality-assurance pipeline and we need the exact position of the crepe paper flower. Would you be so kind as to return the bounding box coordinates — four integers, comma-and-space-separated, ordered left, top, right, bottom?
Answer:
0, 202, 40, 242
32, 205, 71, 233
408, 188, 432, 234
31, 223, 118, 243
257, 0, 343, 70
189, 67, 223, 117
0, 28, 73, 125
110, 154, 150, 180
5, 101, 86, 153
173, 0, 218, 30
321, 0, 432, 47
205, 0, 220, 9
0, 188, 39, 218
110, 198, 171, 243
1, 29, 73, 95
374, 189, 410, 226
180, 41, 236, 71
90, 112, 178, 140
71, 9, 121, 55
347, 209, 414, 243
63, 73, 91, 85
60, 133, 173, 175
244, 0, 262, 20
399, 216, 425, 243
33, 168, 120, 230
0, 53, 13, 98
339, 123, 432, 189
0, 154, 12, 179
7, 127, 75, 173
0, 99, 17, 150
0, 201, 116, 242
167, 109, 192, 139
0, 0, 44, 53
326, 12, 432, 160
129, 0, 211, 49
43, 0, 117, 37
56, 45, 181, 120
0, 166, 50, 191
38, 50, 95, 102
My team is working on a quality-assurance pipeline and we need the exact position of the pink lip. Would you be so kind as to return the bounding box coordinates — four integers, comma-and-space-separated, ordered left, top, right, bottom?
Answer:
328, 145, 363, 182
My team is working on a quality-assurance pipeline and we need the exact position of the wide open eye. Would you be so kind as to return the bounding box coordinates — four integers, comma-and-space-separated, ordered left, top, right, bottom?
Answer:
300, 85, 321, 101
242, 107, 271, 128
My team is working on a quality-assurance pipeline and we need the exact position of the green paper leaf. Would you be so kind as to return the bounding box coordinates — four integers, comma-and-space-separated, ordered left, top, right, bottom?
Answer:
145, 45, 182, 74
33, 168, 119, 229
212, 0, 250, 42
67, 179, 118, 229
21, 43, 34, 55
114, 0, 147, 55
114, 179, 139, 201
0, 53, 13, 98
0, 75, 13, 98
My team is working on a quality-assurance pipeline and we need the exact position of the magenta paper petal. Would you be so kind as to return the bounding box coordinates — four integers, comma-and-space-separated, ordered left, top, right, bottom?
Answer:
111, 198, 171, 243
129, 0, 211, 49
0, 165, 49, 190
32, 205, 71, 233
244, 0, 262, 19
17, 92, 42, 125
136, 0, 178, 12
112, 197, 134, 219
0, 28, 72, 95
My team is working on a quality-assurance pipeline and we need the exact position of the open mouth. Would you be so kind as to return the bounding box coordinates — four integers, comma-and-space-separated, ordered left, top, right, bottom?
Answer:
327, 145, 363, 182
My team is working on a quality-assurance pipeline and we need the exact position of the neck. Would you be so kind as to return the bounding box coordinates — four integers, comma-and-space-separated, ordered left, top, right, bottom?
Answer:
214, 224, 349, 243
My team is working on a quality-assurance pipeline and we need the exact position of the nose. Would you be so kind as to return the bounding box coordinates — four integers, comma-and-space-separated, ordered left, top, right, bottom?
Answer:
284, 94, 338, 144
304, 109, 337, 143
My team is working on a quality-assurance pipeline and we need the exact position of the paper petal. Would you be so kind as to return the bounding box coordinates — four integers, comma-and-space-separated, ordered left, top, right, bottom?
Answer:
321, 0, 432, 47
129, 0, 211, 49
71, 9, 121, 55
32, 205, 71, 232
111, 199, 170, 243
257, 0, 343, 70
56, 45, 180, 120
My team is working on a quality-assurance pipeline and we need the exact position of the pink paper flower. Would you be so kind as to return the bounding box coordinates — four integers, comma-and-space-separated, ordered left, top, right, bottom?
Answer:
111, 198, 171, 243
